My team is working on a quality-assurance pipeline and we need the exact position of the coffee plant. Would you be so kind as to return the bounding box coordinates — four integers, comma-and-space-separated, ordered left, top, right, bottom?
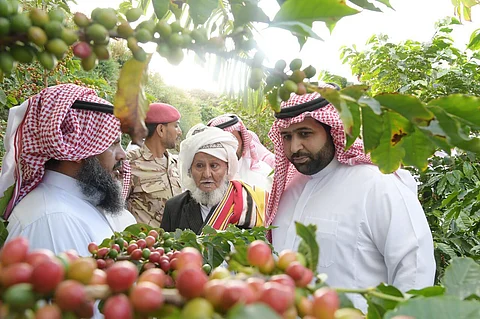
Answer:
1, 223, 479, 318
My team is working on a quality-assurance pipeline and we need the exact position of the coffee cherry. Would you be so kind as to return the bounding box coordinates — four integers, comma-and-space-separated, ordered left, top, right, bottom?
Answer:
283, 80, 298, 93
130, 281, 164, 313
125, 7, 143, 22
135, 28, 153, 43
44, 21, 63, 38
81, 52, 98, 71
36, 51, 56, 70
28, 26, 48, 46
181, 298, 214, 319
275, 59, 287, 71
54, 280, 87, 311
48, 8, 66, 23
3, 283, 36, 311
29, 8, 49, 27
10, 45, 35, 63
176, 268, 208, 299
106, 261, 138, 293
103, 294, 134, 319
1, 262, 33, 288
167, 47, 184, 65
61, 28, 78, 45
10, 13, 32, 33
45, 39, 68, 59
73, 12, 90, 28
170, 20, 183, 33
0, 237, 29, 266
290, 58, 302, 71
95, 8, 117, 30
0, 17, 9, 36
303, 65, 316, 79
117, 22, 134, 38
86, 23, 109, 43
312, 288, 340, 319
94, 44, 110, 60
67, 257, 97, 284
290, 69, 306, 83
156, 20, 172, 38
35, 304, 62, 319
31, 259, 65, 293
247, 240, 272, 267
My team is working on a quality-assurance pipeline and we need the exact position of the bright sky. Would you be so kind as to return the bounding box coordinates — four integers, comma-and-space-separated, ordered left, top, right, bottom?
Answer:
71, 0, 480, 92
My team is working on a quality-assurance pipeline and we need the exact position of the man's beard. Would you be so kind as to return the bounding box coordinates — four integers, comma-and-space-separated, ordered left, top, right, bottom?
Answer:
190, 177, 229, 207
77, 157, 125, 215
289, 135, 335, 175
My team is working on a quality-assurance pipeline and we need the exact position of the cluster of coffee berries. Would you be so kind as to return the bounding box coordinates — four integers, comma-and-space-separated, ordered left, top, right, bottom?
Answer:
0, 1, 75, 74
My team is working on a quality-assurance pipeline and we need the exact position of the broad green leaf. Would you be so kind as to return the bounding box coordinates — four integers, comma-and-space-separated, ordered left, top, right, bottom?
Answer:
345, 100, 361, 149
295, 222, 319, 271
123, 223, 153, 235
187, 0, 218, 25
231, 2, 270, 26
407, 286, 446, 297
0, 184, 14, 217
401, 128, 435, 170
152, 0, 170, 19
341, 84, 369, 100
374, 94, 434, 126
366, 298, 383, 319
350, 0, 381, 11
318, 88, 353, 136
368, 284, 403, 317
443, 257, 480, 300
0, 89, 6, 106
362, 105, 384, 153
463, 161, 474, 178
0, 217, 8, 247
118, 1, 133, 14
273, 0, 359, 26
370, 111, 411, 173
384, 296, 480, 319
436, 243, 459, 261
269, 21, 322, 41
375, 0, 393, 8
428, 105, 480, 153
467, 28, 480, 50
227, 303, 281, 319
427, 95, 480, 129
114, 55, 152, 145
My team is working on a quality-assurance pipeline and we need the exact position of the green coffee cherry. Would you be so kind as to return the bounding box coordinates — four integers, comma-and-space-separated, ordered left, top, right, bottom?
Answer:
44, 21, 63, 39
289, 58, 302, 71
37, 51, 56, 70
125, 7, 143, 22
48, 8, 66, 23
86, 23, 109, 43
81, 52, 97, 71
29, 8, 49, 27
10, 13, 32, 33
0, 52, 15, 74
45, 38, 68, 59
11, 45, 35, 63
0, 17, 9, 36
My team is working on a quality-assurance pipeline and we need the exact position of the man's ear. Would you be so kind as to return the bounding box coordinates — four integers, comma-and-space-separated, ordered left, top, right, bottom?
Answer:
155, 124, 164, 137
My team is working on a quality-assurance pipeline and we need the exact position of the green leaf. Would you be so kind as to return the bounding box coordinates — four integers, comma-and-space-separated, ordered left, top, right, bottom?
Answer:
231, 2, 270, 26
366, 299, 383, 319
118, 1, 133, 14
295, 222, 319, 271
187, 0, 218, 25
269, 21, 322, 41
370, 284, 404, 313
0, 89, 7, 106
384, 296, 480, 319
318, 87, 353, 136
0, 184, 15, 217
123, 223, 153, 236
401, 128, 436, 170
374, 94, 434, 127
152, 0, 170, 19
227, 303, 281, 319
443, 257, 480, 300
273, 0, 359, 26
463, 161, 474, 178
428, 95, 480, 129
345, 100, 361, 149
428, 105, 480, 153
0, 217, 8, 247
370, 111, 411, 173
375, 0, 393, 9
350, 0, 381, 11
467, 28, 480, 50
407, 286, 446, 297
362, 105, 384, 153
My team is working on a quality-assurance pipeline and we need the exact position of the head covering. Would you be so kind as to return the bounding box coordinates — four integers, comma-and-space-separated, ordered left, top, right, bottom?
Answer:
145, 103, 181, 124
179, 124, 239, 192
0, 84, 130, 219
207, 114, 262, 169
266, 84, 373, 227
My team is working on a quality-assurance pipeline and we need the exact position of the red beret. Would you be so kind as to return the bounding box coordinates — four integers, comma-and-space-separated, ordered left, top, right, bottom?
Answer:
145, 103, 181, 124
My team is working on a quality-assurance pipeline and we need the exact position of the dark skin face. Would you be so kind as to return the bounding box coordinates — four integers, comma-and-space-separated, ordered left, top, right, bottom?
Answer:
280, 117, 335, 175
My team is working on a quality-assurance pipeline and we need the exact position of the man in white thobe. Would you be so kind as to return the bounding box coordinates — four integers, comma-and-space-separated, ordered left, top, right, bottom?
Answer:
266, 87, 435, 312
207, 114, 273, 191
0, 84, 136, 256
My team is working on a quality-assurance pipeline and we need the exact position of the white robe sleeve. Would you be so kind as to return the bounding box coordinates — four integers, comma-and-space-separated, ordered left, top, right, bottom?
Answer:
365, 174, 436, 291
6, 213, 94, 256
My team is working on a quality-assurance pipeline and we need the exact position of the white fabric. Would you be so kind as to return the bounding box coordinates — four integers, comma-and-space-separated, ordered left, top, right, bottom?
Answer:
5, 170, 136, 256
180, 124, 238, 192
272, 158, 435, 312
199, 148, 228, 162
200, 204, 213, 222
237, 157, 273, 192
0, 101, 29, 206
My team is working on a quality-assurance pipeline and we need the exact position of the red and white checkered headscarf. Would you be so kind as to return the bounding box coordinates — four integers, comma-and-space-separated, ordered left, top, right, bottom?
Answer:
0, 84, 131, 219
266, 89, 373, 227
207, 114, 262, 169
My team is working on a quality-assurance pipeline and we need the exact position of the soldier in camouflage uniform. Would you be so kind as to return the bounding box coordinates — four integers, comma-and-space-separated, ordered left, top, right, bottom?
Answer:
127, 103, 183, 227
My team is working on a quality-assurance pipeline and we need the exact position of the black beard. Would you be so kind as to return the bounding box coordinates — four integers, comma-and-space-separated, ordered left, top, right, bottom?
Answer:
76, 157, 124, 215
290, 134, 335, 175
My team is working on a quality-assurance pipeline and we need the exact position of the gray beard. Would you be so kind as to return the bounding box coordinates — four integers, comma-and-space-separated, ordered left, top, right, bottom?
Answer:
190, 178, 229, 207
76, 157, 125, 215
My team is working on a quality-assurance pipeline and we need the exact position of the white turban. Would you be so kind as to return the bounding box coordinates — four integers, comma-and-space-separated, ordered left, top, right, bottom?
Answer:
179, 124, 239, 191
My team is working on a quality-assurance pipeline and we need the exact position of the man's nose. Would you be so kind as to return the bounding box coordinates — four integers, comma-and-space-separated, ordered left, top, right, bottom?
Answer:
117, 145, 126, 161
290, 136, 303, 154
202, 166, 212, 178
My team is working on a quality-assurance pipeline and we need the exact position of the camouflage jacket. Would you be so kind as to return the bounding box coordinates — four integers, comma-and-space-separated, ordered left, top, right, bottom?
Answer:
126, 144, 182, 227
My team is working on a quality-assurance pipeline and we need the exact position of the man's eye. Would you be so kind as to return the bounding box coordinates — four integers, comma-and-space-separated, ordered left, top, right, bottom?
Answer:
300, 132, 311, 137
282, 135, 291, 140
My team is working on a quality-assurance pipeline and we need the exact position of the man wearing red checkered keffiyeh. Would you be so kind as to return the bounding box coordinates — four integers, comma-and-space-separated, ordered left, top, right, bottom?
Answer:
207, 114, 274, 191
0, 84, 136, 255
267, 85, 435, 312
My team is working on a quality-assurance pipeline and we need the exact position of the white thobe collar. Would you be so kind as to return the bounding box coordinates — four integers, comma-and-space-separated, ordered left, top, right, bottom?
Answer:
307, 157, 341, 180
42, 170, 102, 206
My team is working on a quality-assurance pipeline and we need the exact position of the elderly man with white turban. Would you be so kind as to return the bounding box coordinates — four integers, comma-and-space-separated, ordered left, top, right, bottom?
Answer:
0, 84, 136, 255
207, 114, 274, 191
267, 85, 435, 311
161, 124, 267, 234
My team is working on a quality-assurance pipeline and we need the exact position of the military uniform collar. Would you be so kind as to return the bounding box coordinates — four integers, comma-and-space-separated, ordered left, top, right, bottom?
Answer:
140, 143, 171, 161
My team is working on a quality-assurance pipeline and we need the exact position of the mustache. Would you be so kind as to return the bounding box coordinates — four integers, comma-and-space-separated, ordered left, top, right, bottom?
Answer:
200, 180, 215, 183
113, 161, 122, 171
291, 152, 311, 159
